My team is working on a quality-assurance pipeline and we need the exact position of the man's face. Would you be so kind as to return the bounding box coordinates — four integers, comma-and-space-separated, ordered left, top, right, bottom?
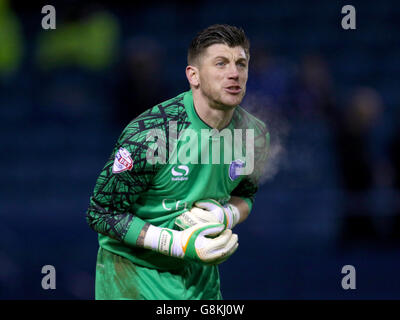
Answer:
196, 43, 249, 109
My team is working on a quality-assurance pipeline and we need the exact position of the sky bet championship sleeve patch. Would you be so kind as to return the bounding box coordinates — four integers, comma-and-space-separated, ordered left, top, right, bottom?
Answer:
112, 147, 133, 173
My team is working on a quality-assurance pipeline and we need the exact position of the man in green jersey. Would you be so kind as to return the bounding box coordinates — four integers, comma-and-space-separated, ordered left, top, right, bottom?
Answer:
86, 24, 270, 300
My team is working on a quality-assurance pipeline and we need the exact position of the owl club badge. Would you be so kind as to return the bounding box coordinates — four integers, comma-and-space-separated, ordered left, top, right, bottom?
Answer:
113, 147, 133, 173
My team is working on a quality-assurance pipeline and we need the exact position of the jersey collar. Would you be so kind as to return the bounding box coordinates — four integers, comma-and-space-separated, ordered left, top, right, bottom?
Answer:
184, 89, 236, 131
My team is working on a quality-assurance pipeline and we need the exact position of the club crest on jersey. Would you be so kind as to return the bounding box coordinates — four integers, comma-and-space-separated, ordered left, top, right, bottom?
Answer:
229, 159, 245, 181
113, 147, 133, 173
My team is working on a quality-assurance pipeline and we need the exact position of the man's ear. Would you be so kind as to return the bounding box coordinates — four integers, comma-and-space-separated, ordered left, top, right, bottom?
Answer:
186, 65, 200, 87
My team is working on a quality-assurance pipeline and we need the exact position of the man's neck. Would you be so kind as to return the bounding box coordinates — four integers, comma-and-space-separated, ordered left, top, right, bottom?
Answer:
192, 90, 236, 130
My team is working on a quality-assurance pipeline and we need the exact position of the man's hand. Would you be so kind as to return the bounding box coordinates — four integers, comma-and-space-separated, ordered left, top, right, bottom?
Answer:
175, 199, 241, 230
143, 222, 238, 265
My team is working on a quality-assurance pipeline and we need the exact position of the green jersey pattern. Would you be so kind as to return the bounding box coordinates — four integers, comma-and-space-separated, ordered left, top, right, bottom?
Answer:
87, 90, 269, 272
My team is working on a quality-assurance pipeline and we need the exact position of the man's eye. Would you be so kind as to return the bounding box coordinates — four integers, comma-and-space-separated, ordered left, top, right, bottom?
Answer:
216, 62, 225, 66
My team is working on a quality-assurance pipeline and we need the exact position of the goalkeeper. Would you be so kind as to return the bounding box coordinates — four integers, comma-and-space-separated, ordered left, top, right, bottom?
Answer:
86, 24, 269, 300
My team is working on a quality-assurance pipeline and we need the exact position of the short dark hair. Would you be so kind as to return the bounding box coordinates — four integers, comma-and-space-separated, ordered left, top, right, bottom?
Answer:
188, 24, 250, 65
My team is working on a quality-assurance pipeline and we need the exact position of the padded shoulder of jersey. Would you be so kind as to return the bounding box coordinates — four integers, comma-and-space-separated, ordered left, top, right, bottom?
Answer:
118, 93, 192, 146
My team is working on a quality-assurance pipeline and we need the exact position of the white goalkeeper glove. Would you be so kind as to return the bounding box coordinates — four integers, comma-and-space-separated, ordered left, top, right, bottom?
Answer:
143, 222, 238, 265
175, 199, 241, 230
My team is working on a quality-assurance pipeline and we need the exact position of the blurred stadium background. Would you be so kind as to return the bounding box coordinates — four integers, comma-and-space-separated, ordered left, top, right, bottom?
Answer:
1, 0, 400, 299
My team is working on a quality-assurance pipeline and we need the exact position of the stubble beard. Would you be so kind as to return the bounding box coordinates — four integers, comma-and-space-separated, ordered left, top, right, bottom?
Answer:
201, 84, 245, 111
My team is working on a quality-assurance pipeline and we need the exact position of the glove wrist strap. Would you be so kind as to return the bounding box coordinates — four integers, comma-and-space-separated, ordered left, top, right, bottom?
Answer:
225, 203, 241, 229
143, 225, 183, 258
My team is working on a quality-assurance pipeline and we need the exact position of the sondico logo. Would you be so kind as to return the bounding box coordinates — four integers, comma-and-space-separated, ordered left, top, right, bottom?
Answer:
171, 165, 189, 181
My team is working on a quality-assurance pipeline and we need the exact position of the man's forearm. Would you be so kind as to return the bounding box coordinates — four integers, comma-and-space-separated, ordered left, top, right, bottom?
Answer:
135, 222, 151, 247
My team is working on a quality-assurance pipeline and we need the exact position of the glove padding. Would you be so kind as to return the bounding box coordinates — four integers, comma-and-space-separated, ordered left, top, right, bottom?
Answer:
175, 199, 241, 230
144, 222, 238, 265
175, 207, 220, 230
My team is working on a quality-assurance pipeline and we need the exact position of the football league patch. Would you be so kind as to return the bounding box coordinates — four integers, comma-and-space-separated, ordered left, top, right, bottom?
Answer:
113, 147, 133, 173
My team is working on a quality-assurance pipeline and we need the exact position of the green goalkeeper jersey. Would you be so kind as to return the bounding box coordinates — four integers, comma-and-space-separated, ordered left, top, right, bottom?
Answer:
87, 90, 269, 270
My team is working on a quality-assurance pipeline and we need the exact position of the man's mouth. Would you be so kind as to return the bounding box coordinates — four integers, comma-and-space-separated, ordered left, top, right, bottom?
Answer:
224, 86, 242, 94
